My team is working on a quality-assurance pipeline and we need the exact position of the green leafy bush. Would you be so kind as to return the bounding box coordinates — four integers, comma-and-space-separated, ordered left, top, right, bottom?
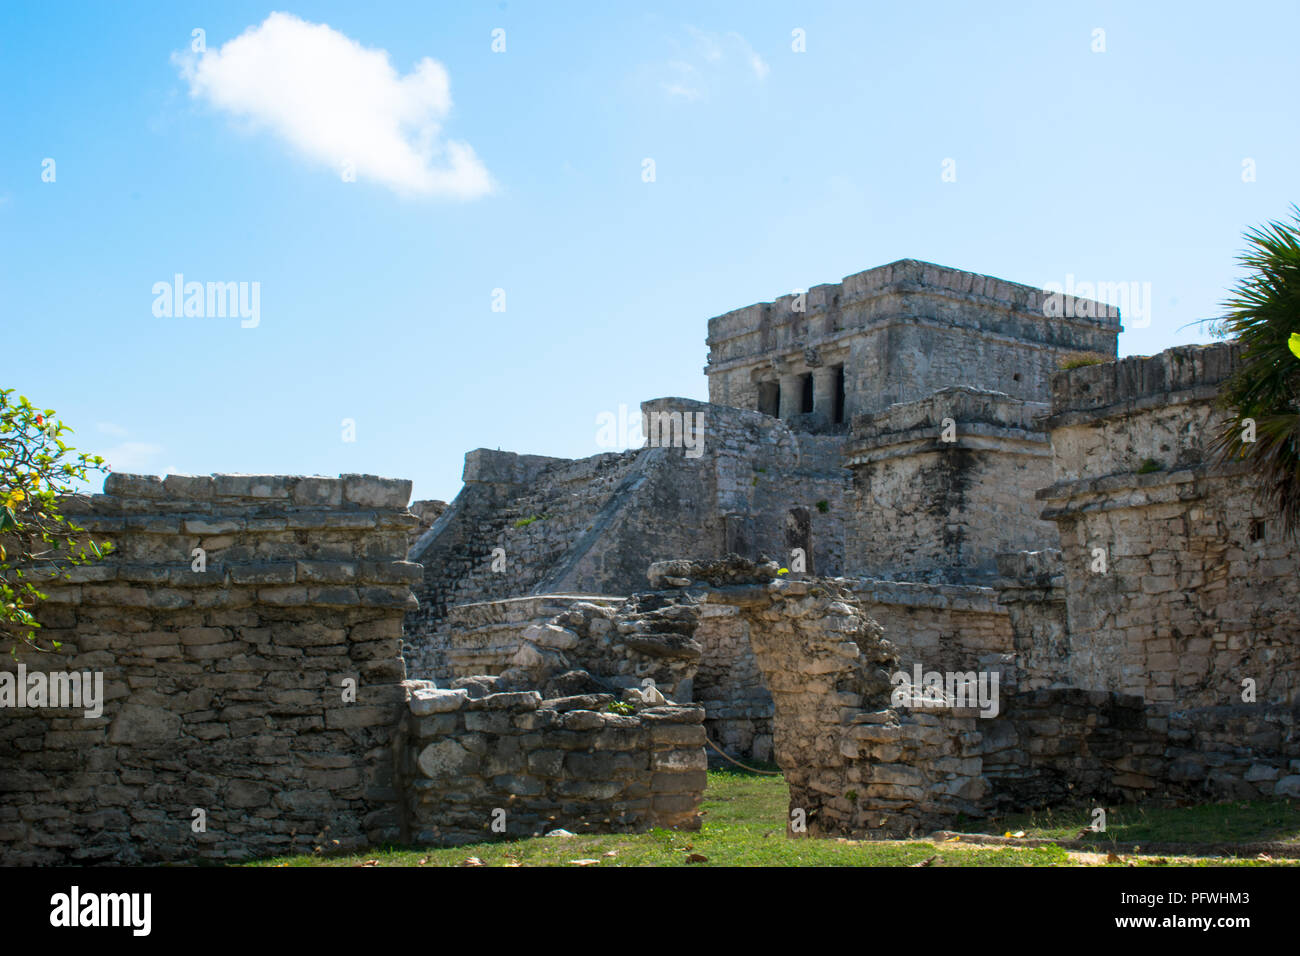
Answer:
1, 390, 112, 654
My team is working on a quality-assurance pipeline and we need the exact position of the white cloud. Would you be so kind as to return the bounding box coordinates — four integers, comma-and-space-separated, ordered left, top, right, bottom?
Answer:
657, 27, 769, 102
101, 442, 165, 473
728, 33, 771, 80
174, 12, 492, 199
89, 423, 164, 472
662, 83, 703, 101
686, 26, 724, 64
662, 61, 703, 100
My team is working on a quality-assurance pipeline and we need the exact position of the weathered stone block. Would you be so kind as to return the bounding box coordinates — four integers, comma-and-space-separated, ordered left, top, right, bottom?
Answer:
107, 705, 182, 745
410, 688, 467, 716
416, 740, 477, 779
342, 475, 412, 509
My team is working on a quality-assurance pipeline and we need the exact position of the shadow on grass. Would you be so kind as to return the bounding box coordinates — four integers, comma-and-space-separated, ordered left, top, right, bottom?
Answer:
954, 799, 1300, 849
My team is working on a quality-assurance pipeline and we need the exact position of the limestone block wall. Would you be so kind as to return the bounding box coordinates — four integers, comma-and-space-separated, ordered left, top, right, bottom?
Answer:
980, 690, 1156, 810
852, 579, 1015, 683
993, 550, 1069, 692
1157, 705, 1300, 801
846, 388, 1057, 583
982, 692, 1300, 808
705, 259, 1119, 422
398, 685, 706, 844
1044, 343, 1240, 482
0, 472, 418, 865
1040, 343, 1300, 706
693, 605, 774, 761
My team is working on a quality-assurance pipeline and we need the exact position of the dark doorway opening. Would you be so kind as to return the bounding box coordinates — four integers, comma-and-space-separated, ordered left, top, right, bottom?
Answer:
833, 365, 846, 424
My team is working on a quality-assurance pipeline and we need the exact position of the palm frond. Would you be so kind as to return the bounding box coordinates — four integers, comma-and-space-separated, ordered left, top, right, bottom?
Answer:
1212, 204, 1300, 536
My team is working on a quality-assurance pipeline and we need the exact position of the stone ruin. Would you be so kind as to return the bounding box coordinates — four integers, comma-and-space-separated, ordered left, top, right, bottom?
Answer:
2, 258, 1298, 863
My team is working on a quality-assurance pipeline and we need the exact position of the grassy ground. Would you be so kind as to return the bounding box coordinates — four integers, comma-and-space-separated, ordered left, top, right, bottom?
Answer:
246, 768, 1300, 868
957, 799, 1300, 848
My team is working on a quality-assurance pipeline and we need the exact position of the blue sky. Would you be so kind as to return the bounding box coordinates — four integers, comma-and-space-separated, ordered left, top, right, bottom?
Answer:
2, 1, 1297, 502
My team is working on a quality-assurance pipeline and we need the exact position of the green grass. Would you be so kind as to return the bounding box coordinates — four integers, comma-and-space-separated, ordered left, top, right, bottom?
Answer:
242, 771, 1300, 868
957, 799, 1300, 848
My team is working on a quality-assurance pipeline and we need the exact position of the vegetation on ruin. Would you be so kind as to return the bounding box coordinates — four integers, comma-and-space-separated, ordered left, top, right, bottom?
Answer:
1214, 204, 1300, 535
1137, 458, 1164, 474
1058, 352, 1109, 370
0, 390, 111, 655
247, 769, 1300, 868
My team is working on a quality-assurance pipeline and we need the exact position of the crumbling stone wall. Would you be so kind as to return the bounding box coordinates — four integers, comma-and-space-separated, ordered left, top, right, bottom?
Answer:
398, 685, 705, 844
1039, 343, 1300, 706
648, 558, 989, 836
393, 579, 713, 844
407, 594, 622, 681
852, 578, 1014, 682
407, 499, 448, 548
631, 556, 1300, 839
496, 593, 704, 703
693, 606, 773, 761
0, 472, 418, 864
411, 589, 777, 762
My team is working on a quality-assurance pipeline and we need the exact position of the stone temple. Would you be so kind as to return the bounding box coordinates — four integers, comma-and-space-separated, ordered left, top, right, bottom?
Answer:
4, 258, 1297, 862
399, 254, 1297, 785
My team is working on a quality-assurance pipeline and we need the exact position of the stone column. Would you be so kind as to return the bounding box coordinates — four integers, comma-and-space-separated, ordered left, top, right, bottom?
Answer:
778, 373, 801, 420
813, 367, 837, 426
